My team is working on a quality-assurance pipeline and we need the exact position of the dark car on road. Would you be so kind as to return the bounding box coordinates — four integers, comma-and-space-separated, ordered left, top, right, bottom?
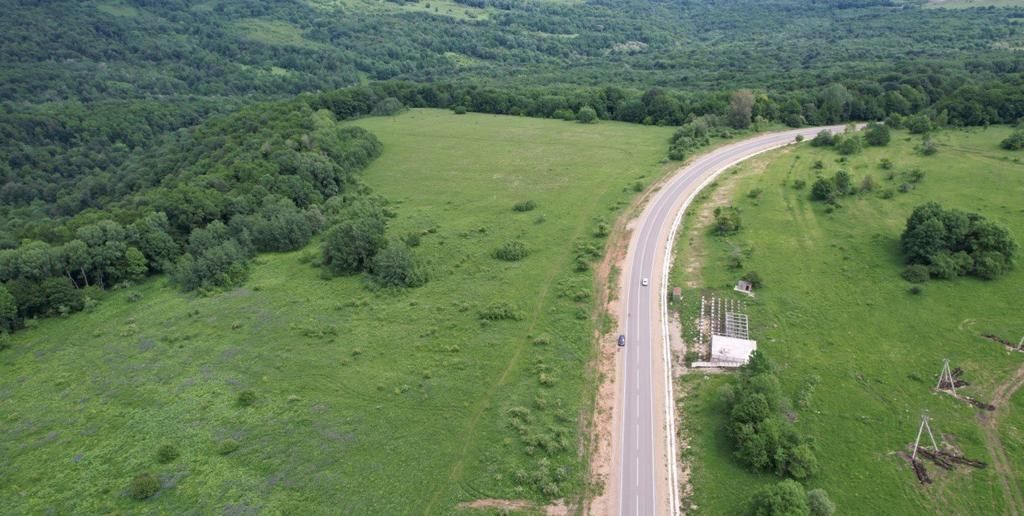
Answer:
618, 334, 626, 346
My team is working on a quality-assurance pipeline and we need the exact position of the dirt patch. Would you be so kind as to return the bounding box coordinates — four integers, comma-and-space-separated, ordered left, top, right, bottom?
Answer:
458, 498, 569, 514
977, 362, 1024, 515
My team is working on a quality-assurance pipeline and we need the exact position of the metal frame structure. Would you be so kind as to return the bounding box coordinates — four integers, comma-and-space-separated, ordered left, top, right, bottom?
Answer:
936, 358, 957, 396
912, 413, 939, 461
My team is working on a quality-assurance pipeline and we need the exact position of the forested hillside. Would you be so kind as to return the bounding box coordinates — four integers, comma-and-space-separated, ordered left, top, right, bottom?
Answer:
3, 0, 1024, 100
3, 0, 1024, 330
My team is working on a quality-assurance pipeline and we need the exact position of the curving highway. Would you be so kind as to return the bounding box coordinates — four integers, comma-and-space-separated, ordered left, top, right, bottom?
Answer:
616, 125, 848, 516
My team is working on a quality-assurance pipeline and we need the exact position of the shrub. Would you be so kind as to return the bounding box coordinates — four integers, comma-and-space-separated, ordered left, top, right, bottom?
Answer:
129, 473, 160, 500
321, 200, 388, 275
906, 113, 933, 134
155, 445, 179, 464
836, 134, 863, 155
494, 240, 529, 261
879, 158, 893, 170
908, 285, 923, 295
812, 160, 824, 170
794, 134, 804, 142
898, 182, 912, 193
513, 200, 536, 212
576, 106, 598, 124
748, 188, 763, 199
863, 122, 890, 146
748, 480, 809, 516
833, 170, 852, 195
807, 489, 836, 516
552, 108, 575, 121
741, 271, 763, 289
713, 206, 742, 235
917, 136, 938, 156
452, 105, 468, 115
906, 168, 925, 183
371, 241, 427, 288
479, 302, 524, 321
371, 97, 405, 116
810, 178, 834, 202
217, 438, 240, 455
237, 390, 256, 407
810, 130, 834, 147
901, 202, 1017, 280
859, 175, 876, 192
792, 179, 806, 190
901, 264, 930, 283
1001, 130, 1024, 150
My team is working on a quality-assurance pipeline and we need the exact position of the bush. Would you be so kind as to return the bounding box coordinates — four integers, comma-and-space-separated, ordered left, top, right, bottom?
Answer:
833, 170, 852, 195
371, 241, 426, 288
479, 302, 523, 321
1001, 130, 1024, 150
494, 240, 530, 261
901, 264, 930, 283
576, 106, 598, 124
859, 175, 876, 192
906, 114, 933, 134
452, 105, 467, 115
237, 389, 256, 407
713, 206, 742, 235
863, 122, 890, 146
810, 130, 833, 147
129, 473, 160, 500
748, 188, 763, 199
155, 445, 179, 464
807, 489, 836, 516
810, 178, 834, 202
321, 199, 388, 275
879, 158, 893, 170
908, 285, 923, 295
727, 351, 819, 480
513, 200, 537, 212
836, 134, 863, 155
792, 179, 806, 190
917, 136, 938, 156
749, 480, 809, 516
741, 271, 763, 289
901, 202, 1017, 280
217, 438, 240, 455
371, 97, 406, 116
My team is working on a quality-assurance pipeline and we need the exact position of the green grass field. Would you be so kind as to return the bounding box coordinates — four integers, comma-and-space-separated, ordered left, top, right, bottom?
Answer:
0, 109, 675, 513
671, 127, 1024, 514
926, 0, 1024, 8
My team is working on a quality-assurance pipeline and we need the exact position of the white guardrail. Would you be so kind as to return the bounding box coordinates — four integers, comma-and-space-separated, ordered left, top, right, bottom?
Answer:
659, 131, 815, 516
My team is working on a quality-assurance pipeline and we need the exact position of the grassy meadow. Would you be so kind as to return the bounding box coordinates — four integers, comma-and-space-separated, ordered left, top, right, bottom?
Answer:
671, 127, 1024, 515
0, 109, 675, 513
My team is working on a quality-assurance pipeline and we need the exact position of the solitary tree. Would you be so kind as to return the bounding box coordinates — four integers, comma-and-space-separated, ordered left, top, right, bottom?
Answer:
322, 201, 388, 274
749, 480, 810, 516
576, 106, 598, 124
729, 89, 755, 129
863, 122, 891, 146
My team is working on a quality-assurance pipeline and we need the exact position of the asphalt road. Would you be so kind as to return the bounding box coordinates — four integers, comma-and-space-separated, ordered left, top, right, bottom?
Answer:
617, 125, 848, 516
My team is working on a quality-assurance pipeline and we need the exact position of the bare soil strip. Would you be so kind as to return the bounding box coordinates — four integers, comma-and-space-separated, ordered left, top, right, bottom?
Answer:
977, 362, 1024, 516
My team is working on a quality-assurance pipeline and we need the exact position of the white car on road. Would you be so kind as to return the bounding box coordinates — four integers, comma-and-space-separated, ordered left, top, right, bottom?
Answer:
641, 278, 649, 286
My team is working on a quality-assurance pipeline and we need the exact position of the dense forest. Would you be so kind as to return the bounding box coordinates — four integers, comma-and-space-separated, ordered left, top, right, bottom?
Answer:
3, 0, 1024, 330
